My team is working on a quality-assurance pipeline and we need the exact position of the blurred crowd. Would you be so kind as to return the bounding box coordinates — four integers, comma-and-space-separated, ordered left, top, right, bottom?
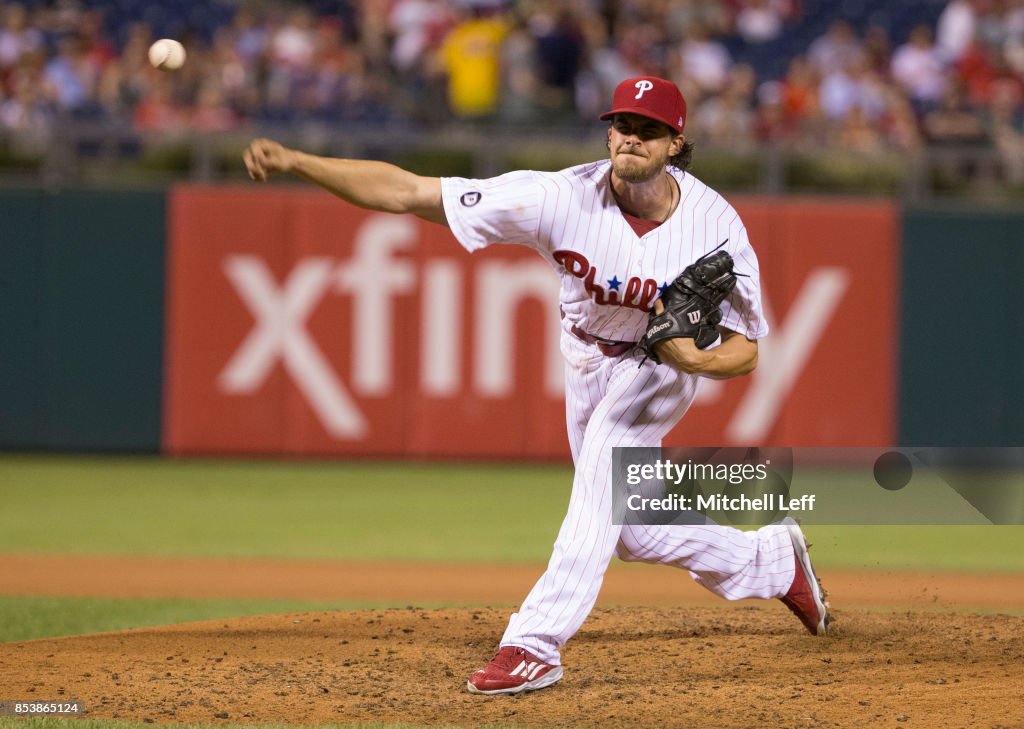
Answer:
1, 0, 1023, 178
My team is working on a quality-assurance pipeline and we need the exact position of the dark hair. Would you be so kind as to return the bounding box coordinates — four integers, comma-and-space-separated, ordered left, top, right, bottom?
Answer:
670, 139, 695, 172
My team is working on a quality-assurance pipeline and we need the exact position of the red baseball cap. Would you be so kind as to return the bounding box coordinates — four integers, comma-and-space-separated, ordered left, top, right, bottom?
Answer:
599, 76, 687, 133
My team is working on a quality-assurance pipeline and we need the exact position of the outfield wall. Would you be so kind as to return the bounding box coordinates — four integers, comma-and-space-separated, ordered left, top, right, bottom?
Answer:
0, 187, 1019, 455
0, 190, 165, 451
163, 189, 897, 456
899, 210, 1024, 447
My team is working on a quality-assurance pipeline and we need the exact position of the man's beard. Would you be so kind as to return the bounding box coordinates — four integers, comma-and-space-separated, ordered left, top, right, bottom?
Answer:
612, 148, 667, 183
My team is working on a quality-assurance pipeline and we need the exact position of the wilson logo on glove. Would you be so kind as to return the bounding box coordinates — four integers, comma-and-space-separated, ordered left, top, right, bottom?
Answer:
648, 320, 672, 337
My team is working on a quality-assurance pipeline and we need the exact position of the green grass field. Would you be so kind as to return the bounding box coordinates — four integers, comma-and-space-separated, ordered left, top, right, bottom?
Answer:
2, 454, 1022, 568
0, 456, 570, 562
1, 455, 1022, 729
2, 457, 1023, 635
0, 596, 423, 643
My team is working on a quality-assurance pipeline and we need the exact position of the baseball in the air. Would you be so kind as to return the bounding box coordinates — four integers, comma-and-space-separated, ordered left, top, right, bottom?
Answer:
148, 38, 186, 71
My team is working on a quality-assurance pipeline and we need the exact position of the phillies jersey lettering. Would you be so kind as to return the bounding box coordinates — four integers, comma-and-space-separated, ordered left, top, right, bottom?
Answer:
440, 160, 769, 343
551, 250, 660, 311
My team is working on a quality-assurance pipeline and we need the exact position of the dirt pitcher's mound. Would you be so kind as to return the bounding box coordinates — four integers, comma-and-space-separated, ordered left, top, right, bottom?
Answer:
1, 607, 1022, 728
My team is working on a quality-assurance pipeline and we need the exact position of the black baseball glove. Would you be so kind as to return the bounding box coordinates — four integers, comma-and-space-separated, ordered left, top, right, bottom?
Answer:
639, 250, 739, 364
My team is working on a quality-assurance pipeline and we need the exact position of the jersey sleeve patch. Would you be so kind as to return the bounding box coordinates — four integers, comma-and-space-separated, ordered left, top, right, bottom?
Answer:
441, 171, 543, 253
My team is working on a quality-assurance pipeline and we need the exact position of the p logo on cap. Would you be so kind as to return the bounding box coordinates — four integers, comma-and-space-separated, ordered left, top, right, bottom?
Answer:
600, 76, 687, 132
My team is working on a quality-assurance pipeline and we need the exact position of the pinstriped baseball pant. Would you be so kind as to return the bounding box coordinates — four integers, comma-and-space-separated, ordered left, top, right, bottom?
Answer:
500, 326, 796, 666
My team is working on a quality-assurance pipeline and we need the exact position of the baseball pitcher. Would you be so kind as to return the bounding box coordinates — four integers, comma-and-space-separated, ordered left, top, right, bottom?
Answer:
243, 76, 830, 696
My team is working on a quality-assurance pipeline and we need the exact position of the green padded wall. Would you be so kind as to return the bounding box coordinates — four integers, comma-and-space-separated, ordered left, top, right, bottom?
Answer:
0, 190, 165, 451
900, 210, 1024, 445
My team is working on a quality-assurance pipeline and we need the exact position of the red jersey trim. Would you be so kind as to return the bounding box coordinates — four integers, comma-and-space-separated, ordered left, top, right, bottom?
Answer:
620, 209, 662, 237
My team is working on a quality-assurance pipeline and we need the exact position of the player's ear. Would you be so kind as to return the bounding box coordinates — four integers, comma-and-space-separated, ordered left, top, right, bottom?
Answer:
670, 134, 685, 156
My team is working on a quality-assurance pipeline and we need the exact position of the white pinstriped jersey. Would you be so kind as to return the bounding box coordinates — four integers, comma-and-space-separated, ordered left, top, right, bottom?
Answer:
440, 159, 797, 668
441, 159, 769, 343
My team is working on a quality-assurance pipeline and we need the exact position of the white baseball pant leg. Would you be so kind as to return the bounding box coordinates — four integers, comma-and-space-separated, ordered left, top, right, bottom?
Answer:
500, 329, 795, 665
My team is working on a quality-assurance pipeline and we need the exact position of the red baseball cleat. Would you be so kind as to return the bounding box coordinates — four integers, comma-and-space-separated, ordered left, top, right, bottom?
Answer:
466, 646, 563, 695
779, 519, 831, 636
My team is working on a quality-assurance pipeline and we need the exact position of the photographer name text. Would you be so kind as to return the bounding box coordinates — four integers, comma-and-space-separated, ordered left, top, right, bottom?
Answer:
626, 493, 816, 512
